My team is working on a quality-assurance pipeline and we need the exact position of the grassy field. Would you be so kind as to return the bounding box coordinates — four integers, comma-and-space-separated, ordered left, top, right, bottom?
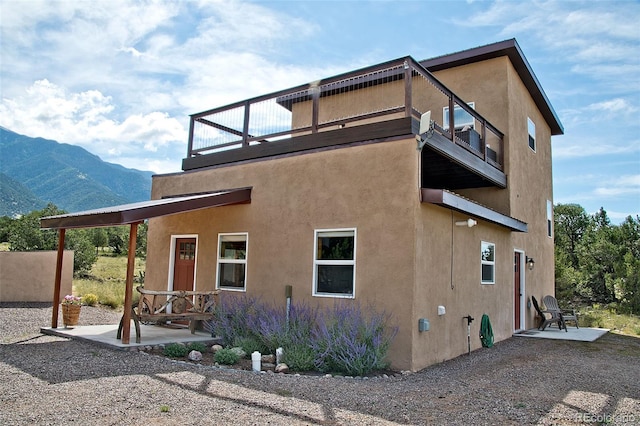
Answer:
73, 255, 146, 310
578, 304, 640, 336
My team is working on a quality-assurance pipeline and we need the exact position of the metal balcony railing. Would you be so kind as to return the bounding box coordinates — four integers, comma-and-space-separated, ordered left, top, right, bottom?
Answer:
187, 57, 503, 170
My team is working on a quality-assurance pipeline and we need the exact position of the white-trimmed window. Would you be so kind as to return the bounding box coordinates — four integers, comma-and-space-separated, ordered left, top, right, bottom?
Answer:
313, 229, 356, 298
528, 117, 536, 151
216, 233, 248, 291
481, 241, 495, 284
547, 200, 553, 238
443, 102, 475, 130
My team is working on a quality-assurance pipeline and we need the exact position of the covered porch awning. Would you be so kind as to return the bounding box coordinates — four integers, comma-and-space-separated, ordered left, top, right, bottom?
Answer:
421, 188, 527, 232
40, 187, 252, 229
40, 187, 252, 344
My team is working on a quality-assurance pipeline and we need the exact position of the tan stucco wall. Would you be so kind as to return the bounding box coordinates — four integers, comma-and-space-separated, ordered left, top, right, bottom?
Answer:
0, 251, 74, 302
431, 56, 556, 331
413, 202, 515, 367
504, 59, 556, 329
149, 138, 421, 369
147, 52, 558, 371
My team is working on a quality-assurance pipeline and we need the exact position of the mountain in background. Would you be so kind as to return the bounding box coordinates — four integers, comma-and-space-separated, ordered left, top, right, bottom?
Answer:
0, 127, 153, 217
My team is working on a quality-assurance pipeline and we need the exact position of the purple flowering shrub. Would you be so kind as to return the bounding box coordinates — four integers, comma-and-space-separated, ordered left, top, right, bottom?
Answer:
205, 294, 397, 375
311, 303, 398, 376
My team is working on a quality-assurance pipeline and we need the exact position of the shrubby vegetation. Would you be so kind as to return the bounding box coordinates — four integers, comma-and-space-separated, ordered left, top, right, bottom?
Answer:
555, 204, 639, 314
206, 295, 398, 376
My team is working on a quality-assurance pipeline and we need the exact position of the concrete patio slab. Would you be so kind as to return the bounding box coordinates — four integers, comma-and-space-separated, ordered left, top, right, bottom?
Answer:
514, 326, 609, 342
41, 323, 220, 349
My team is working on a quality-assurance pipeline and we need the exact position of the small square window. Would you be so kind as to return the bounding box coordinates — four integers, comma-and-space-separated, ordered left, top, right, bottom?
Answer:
528, 118, 536, 151
313, 229, 356, 298
481, 241, 495, 285
216, 233, 248, 291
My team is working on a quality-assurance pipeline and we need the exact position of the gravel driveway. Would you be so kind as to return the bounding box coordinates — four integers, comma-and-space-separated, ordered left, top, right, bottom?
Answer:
1, 303, 638, 425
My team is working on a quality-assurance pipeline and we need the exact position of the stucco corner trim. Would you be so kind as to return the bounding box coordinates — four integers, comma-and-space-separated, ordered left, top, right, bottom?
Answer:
420, 188, 527, 232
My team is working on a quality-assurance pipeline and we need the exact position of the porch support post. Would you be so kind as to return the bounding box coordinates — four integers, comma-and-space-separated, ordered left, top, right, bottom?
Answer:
51, 228, 66, 328
121, 221, 141, 344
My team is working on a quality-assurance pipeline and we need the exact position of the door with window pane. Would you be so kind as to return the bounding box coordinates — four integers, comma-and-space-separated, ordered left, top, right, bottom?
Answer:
173, 238, 196, 313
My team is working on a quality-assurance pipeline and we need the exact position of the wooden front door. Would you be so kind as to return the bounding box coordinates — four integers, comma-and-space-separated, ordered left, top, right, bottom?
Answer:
172, 238, 196, 314
514, 252, 522, 330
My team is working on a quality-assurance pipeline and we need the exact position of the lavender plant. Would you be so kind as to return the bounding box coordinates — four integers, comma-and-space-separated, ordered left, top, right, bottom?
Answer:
312, 302, 398, 376
205, 294, 397, 375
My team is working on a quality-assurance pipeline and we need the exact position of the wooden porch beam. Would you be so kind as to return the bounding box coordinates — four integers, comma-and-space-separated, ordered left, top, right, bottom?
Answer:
51, 228, 66, 328
121, 221, 141, 345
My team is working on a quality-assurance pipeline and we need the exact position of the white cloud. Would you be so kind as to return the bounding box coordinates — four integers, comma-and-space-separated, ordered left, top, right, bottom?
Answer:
553, 139, 640, 159
586, 98, 636, 113
593, 174, 640, 197
0, 80, 187, 172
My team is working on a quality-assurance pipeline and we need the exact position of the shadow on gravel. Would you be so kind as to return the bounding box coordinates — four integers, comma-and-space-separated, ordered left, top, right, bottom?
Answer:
1, 324, 638, 425
0, 336, 185, 384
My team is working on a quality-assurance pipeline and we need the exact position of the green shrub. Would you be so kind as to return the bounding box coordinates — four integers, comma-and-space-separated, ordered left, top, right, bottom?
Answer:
163, 343, 188, 358
233, 336, 268, 357
186, 342, 208, 353
229, 347, 246, 358
82, 293, 99, 306
282, 344, 315, 371
214, 348, 240, 365
100, 295, 121, 309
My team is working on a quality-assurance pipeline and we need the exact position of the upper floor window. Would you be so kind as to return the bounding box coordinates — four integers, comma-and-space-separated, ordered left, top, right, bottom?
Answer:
443, 102, 475, 130
216, 233, 248, 291
547, 200, 553, 238
528, 118, 536, 151
313, 229, 356, 298
481, 241, 495, 284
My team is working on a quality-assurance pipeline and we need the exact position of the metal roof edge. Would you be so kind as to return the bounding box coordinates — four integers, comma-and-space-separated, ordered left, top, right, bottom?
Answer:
421, 188, 528, 232
420, 39, 564, 136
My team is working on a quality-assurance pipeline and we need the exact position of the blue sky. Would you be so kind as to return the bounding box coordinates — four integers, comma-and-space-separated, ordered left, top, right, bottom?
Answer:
1, 0, 638, 222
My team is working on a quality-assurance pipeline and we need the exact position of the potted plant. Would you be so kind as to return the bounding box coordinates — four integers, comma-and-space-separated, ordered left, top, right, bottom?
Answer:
61, 295, 82, 328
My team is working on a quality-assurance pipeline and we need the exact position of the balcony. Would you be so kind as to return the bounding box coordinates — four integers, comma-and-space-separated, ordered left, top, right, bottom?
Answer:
183, 57, 505, 189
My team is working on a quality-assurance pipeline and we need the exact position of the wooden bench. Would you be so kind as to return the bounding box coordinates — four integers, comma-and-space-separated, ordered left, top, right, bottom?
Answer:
117, 287, 219, 343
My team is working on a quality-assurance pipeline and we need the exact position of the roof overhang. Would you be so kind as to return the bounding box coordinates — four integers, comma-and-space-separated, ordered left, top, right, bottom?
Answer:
40, 187, 252, 230
421, 188, 527, 232
420, 39, 564, 136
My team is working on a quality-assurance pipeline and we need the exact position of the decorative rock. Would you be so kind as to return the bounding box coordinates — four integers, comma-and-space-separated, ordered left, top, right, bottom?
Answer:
261, 354, 275, 363
145, 346, 153, 351
275, 363, 289, 373
211, 344, 223, 353
230, 347, 246, 358
262, 363, 275, 369
176, 342, 186, 347
188, 350, 203, 361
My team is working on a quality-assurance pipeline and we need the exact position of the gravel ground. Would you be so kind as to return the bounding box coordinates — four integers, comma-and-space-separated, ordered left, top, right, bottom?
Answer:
0, 303, 638, 425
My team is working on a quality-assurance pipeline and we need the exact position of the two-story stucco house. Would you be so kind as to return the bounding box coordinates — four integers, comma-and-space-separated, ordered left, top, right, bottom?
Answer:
43, 39, 563, 372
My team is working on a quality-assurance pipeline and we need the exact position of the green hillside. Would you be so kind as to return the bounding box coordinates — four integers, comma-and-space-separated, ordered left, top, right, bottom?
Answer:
0, 128, 153, 215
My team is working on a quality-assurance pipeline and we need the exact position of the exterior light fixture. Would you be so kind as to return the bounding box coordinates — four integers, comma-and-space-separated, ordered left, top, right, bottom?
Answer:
526, 256, 535, 270
455, 218, 477, 228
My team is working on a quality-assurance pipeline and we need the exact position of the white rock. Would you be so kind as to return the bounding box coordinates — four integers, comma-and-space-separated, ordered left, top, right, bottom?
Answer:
230, 347, 246, 358
275, 363, 289, 373
211, 344, 223, 352
188, 350, 202, 361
